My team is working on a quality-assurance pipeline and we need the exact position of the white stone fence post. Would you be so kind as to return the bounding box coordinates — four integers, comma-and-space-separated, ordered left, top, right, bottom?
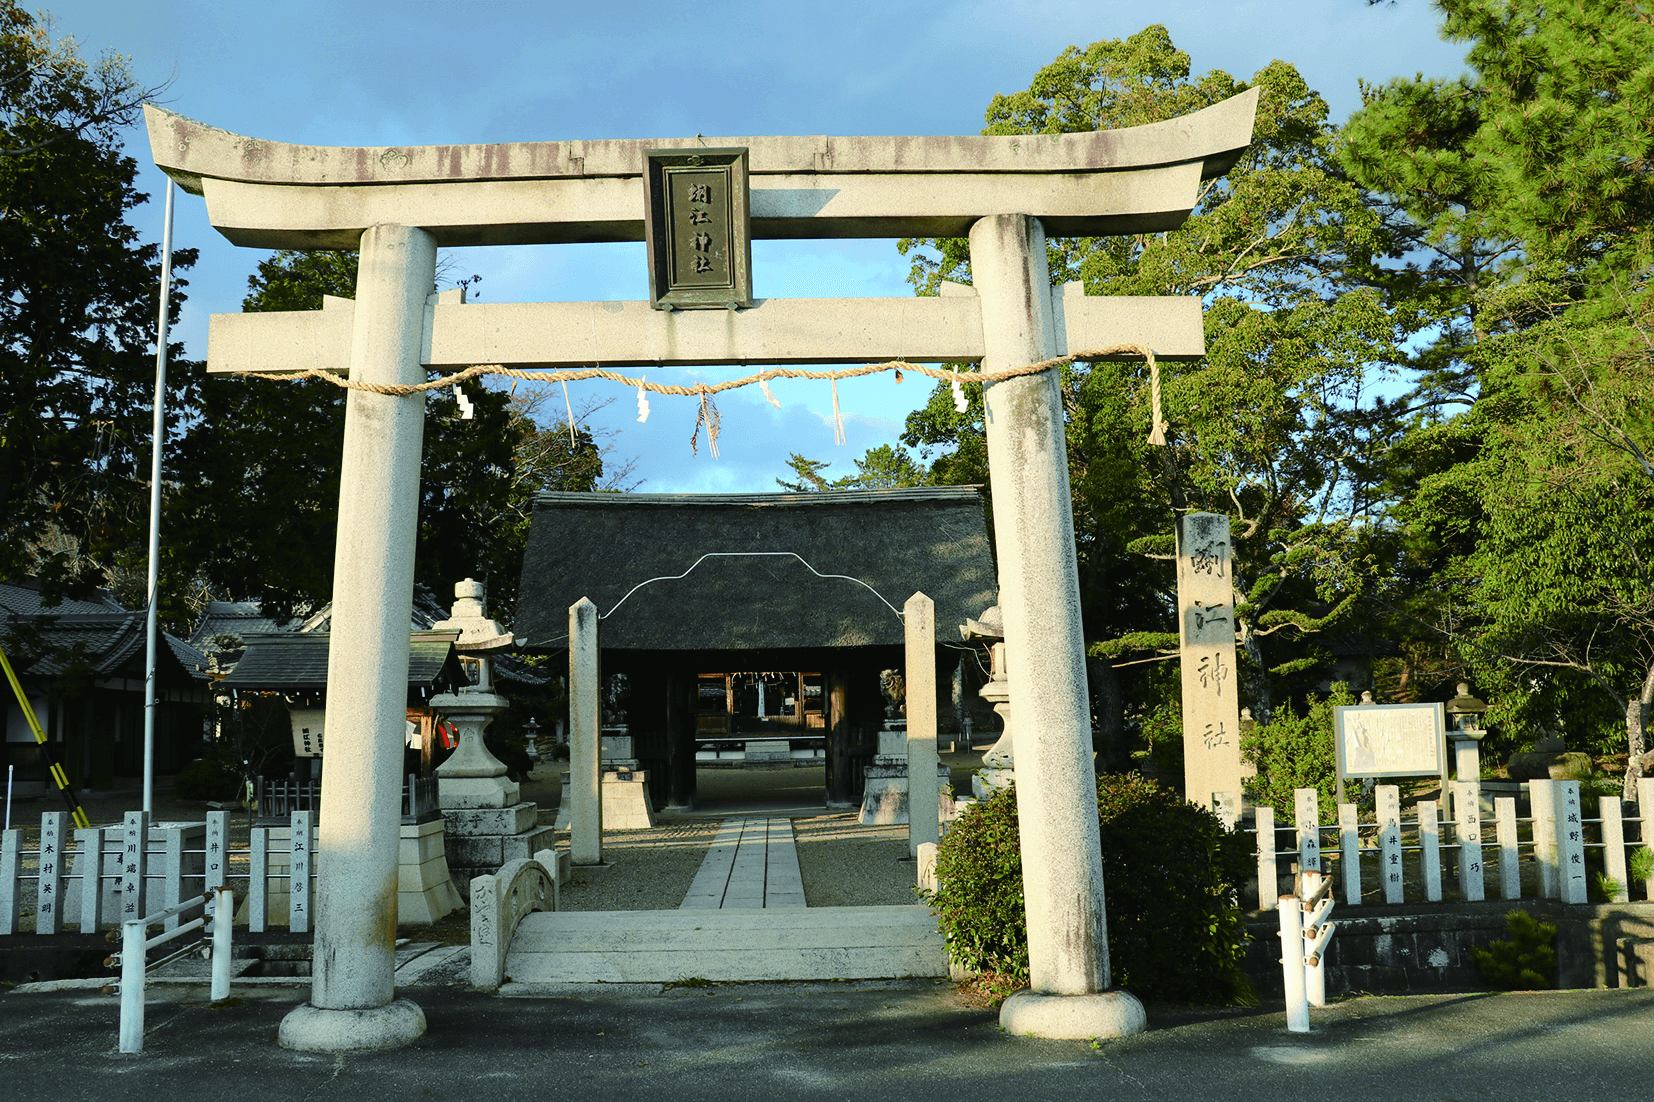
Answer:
1247, 779, 1647, 910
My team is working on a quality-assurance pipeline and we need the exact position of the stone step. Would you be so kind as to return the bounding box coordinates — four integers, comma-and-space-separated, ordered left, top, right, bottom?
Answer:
504, 905, 948, 983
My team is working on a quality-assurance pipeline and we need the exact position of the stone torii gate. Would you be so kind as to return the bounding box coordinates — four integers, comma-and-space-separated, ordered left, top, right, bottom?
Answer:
145, 90, 1257, 1050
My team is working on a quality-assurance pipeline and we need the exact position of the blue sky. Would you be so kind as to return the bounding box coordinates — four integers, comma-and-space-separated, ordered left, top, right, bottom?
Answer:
54, 0, 1470, 493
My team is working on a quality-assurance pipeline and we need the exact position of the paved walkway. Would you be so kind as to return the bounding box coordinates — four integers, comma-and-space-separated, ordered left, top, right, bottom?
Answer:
678, 817, 805, 909
496, 816, 946, 983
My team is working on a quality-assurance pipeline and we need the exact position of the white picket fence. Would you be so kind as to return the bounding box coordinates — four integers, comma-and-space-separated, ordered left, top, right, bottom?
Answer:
0, 809, 319, 935
1248, 777, 1654, 911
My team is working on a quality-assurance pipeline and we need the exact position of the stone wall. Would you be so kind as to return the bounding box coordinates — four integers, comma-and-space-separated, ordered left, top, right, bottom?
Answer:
1244, 900, 1654, 997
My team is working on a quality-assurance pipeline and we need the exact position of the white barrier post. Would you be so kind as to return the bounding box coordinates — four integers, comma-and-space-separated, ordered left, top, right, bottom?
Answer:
74, 827, 102, 933
1279, 893, 1308, 1032
0, 827, 19, 934
1419, 799, 1442, 902
159, 824, 185, 931
1455, 781, 1485, 902
35, 811, 66, 934
289, 810, 312, 933
205, 811, 228, 890
1295, 789, 1321, 873
1557, 780, 1588, 904
1639, 777, 1654, 899
1338, 803, 1361, 905
1301, 869, 1336, 1009
1378, 785, 1403, 903
1601, 796, 1629, 903
249, 829, 268, 933
1530, 779, 1559, 898
118, 919, 146, 1053
120, 811, 149, 925
210, 887, 233, 1003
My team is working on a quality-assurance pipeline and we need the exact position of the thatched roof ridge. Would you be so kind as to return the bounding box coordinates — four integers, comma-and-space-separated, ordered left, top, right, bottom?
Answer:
516, 487, 997, 652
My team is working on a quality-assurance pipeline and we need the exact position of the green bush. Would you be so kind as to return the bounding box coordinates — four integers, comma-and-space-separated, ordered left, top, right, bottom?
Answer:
1630, 845, 1654, 884
1241, 682, 1357, 823
1471, 910, 1556, 990
174, 754, 245, 802
926, 774, 1253, 1006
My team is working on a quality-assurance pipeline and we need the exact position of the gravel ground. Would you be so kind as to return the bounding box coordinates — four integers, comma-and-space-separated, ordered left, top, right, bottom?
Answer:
552, 818, 726, 911
794, 814, 919, 907
533, 754, 979, 911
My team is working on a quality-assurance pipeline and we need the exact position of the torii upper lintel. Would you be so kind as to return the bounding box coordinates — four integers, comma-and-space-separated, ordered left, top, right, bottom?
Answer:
144, 90, 1259, 249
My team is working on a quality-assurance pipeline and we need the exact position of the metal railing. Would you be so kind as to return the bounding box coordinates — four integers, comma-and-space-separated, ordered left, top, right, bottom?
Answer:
107, 886, 233, 1053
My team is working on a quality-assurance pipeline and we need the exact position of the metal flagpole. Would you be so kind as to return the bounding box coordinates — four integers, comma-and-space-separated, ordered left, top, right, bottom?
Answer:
142, 181, 176, 816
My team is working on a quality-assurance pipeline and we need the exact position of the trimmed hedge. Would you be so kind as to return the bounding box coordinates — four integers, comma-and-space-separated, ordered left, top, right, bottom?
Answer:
927, 773, 1253, 1006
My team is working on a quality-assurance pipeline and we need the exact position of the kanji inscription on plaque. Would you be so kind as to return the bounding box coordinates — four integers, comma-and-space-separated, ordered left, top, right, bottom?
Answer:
643, 147, 753, 310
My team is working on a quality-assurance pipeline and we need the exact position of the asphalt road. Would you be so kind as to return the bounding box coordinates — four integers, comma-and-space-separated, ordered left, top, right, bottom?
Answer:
5, 979, 1653, 1102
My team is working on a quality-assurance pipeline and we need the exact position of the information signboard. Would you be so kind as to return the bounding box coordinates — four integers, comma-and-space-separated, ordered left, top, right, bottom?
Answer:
1333, 702, 1447, 802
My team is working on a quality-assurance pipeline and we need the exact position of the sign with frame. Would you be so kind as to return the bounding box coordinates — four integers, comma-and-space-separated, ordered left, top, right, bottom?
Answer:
289, 707, 326, 758
643, 147, 753, 310
1333, 702, 1446, 802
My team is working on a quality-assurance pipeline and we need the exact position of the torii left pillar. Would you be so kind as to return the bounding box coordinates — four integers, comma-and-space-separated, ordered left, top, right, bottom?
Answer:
278, 224, 435, 1052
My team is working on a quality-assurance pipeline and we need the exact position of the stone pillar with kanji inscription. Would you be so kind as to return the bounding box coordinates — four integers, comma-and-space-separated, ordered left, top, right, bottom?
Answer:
1177, 512, 1244, 816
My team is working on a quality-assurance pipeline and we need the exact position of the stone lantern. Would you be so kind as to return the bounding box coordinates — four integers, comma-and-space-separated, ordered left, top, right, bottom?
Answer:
961, 605, 1014, 799
1444, 682, 1487, 820
1445, 682, 1488, 783
429, 578, 554, 896
430, 578, 516, 806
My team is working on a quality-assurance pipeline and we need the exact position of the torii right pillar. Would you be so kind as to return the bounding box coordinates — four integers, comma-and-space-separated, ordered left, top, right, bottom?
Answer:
973, 214, 1147, 1039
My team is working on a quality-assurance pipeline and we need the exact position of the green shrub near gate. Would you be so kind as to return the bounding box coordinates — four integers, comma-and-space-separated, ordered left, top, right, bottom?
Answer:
925, 773, 1254, 1006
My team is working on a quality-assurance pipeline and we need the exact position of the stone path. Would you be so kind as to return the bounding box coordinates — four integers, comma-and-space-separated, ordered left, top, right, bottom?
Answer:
678, 817, 805, 910
498, 815, 947, 984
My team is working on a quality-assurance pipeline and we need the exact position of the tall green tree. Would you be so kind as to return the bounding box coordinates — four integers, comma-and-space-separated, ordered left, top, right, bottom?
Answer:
0, 2, 194, 598
1346, 0, 1654, 790
775, 445, 931, 492
0, 3, 164, 159
896, 27, 1402, 732
166, 250, 613, 626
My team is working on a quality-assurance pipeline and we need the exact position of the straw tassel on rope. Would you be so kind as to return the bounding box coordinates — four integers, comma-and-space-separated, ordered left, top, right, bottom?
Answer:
831, 379, 846, 446
1147, 352, 1168, 447
690, 385, 721, 458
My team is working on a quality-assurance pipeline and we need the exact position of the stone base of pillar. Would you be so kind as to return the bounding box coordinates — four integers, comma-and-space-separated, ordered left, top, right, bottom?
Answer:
998, 988, 1147, 1040
278, 998, 427, 1052
555, 769, 656, 831
438, 773, 519, 810
859, 758, 952, 825
398, 818, 463, 924
602, 770, 655, 829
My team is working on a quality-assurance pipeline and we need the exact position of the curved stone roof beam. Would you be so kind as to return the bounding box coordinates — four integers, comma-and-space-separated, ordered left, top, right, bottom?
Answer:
144, 90, 1259, 249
